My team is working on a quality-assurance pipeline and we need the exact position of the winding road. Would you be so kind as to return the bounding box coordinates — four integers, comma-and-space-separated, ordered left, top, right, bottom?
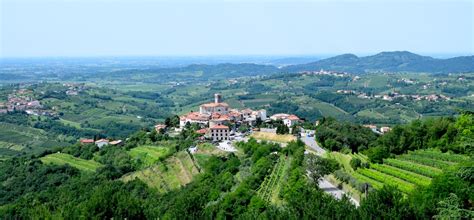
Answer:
301, 131, 360, 207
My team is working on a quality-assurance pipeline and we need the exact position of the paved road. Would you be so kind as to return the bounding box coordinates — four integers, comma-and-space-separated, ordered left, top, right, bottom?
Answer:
301, 133, 326, 155
301, 131, 359, 207
319, 178, 360, 207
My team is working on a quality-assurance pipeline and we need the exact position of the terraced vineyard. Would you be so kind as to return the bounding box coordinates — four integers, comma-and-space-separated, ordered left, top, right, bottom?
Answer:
257, 155, 292, 204
353, 149, 469, 193
121, 151, 200, 193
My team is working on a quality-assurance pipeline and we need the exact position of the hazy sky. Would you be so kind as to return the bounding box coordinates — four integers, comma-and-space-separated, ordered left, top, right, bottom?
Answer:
1, 0, 473, 57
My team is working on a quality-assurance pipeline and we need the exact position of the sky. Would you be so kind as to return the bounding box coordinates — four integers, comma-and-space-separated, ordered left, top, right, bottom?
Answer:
1, 0, 473, 57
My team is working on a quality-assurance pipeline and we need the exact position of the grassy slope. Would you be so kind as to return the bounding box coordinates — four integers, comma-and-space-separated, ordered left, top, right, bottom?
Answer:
250, 132, 296, 143
40, 153, 103, 172
129, 145, 170, 168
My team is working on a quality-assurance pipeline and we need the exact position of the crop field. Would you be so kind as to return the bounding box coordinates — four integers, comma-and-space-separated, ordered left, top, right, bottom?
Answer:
251, 132, 296, 143
121, 151, 200, 193
129, 145, 170, 168
40, 153, 103, 172
352, 149, 469, 193
311, 102, 348, 117
0, 122, 66, 157
257, 155, 292, 205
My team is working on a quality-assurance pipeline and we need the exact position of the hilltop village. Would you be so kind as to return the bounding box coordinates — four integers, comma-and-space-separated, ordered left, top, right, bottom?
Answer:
175, 94, 301, 142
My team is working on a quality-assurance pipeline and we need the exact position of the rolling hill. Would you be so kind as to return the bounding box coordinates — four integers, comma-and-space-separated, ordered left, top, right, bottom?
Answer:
283, 51, 474, 74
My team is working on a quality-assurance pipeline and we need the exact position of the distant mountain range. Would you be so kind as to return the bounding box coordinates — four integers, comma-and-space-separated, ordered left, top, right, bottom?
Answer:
282, 51, 474, 74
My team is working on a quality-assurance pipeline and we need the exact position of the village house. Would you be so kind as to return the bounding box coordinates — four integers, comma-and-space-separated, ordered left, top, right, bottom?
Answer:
270, 113, 301, 127
210, 125, 230, 142
154, 124, 167, 133
179, 112, 211, 128
380, 126, 391, 134
363, 124, 378, 133
95, 139, 109, 148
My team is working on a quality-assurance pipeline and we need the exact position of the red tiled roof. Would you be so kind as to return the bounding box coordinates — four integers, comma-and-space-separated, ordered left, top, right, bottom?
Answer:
182, 112, 210, 121
196, 128, 208, 134
200, 102, 229, 108
211, 113, 231, 120
211, 125, 229, 130
95, 139, 109, 143
80, 139, 94, 143
288, 115, 300, 120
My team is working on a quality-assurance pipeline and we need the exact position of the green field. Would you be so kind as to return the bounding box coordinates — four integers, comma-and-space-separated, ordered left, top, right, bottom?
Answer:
40, 153, 103, 172
121, 151, 200, 193
129, 145, 170, 168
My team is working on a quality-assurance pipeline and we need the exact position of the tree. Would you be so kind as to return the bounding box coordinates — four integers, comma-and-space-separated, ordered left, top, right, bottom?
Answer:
305, 154, 339, 185
276, 124, 289, 134
291, 125, 300, 135
365, 146, 389, 163
434, 193, 474, 219
359, 186, 414, 219
165, 115, 180, 128
350, 158, 362, 170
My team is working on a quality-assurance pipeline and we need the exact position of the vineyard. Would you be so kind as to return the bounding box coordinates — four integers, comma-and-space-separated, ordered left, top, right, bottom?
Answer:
257, 155, 292, 205
351, 149, 469, 193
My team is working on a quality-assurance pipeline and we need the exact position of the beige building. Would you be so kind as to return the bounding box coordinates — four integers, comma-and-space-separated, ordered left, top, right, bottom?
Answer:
210, 125, 230, 142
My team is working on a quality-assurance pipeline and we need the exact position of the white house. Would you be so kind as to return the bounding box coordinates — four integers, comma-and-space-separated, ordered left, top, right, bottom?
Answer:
95, 139, 109, 148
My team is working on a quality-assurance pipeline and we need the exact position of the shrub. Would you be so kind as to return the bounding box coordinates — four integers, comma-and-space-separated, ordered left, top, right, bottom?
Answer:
350, 158, 362, 170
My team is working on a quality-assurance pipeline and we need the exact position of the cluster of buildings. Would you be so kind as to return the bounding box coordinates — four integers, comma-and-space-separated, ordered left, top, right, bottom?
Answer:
80, 138, 123, 148
177, 94, 301, 142
0, 89, 55, 116
301, 69, 349, 78
353, 91, 450, 102
363, 124, 391, 134
63, 83, 85, 96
